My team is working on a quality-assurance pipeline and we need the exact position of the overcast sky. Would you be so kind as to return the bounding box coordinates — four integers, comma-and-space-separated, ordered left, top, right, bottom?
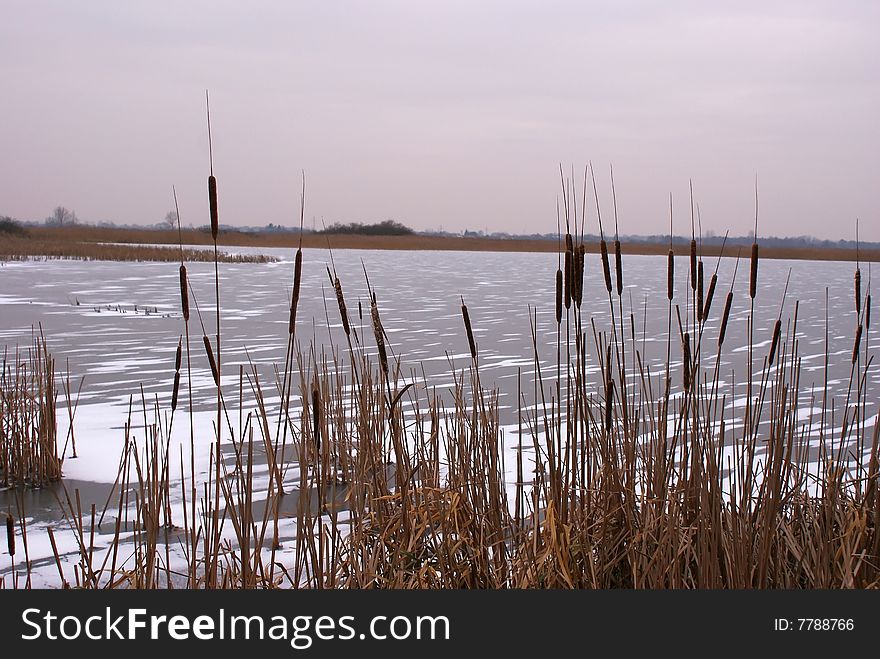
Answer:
1, 1, 877, 239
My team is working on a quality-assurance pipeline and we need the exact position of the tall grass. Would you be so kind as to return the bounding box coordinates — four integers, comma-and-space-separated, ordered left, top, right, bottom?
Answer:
1, 331, 62, 489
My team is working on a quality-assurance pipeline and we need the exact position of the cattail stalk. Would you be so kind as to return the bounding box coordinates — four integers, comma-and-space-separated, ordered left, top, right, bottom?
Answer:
334, 277, 350, 337
555, 269, 563, 324
208, 176, 219, 241
719, 291, 733, 347
312, 386, 321, 455
179, 266, 189, 321
853, 325, 863, 364
5, 514, 14, 557
614, 239, 623, 296
461, 301, 477, 361
855, 268, 861, 315
564, 235, 573, 310
749, 242, 759, 300
703, 273, 718, 321
203, 335, 219, 386
682, 333, 691, 392
576, 244, 586, 307
288, 249, 302, 334
171, 338, 182, 412
600, 239, 612, 294
371, 298, 388, 376
768, 319, 782, 365
697, 260, 704, 324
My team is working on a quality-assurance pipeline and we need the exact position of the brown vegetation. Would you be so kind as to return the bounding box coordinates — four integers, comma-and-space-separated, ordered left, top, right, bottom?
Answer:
19, 224, 880, 262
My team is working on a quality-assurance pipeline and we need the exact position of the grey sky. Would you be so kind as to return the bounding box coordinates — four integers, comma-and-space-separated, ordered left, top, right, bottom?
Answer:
1, 1, 877, 240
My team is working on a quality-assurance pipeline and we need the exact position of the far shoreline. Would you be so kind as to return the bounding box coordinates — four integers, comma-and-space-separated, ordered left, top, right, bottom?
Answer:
11, 225, 880, 263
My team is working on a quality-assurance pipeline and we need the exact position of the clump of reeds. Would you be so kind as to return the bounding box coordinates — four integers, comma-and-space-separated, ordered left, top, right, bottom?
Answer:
0, 332, 62, 488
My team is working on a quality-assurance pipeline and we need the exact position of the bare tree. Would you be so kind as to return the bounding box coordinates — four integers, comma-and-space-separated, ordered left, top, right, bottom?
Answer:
46, 206, 77, 227
163, 210, 179, 230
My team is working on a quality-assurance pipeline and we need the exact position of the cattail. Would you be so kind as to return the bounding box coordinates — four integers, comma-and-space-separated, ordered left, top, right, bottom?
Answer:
461, 301, 477, 361
358, 299, 363, 322
719, 291, 733, 347
855, 268, 861, 315
171, 338, 182, 411
867, 294, 871, 330
334, 277, 350, 337
208, 175, 219, 240
667, 249, 674, 301
171, 371, 181, 412
749, 242, 759, 299
288, 248, 302, 334
179, 265, 190, 321
5, 514, 14, 557
689, 239, 697, 292
563, 244, 573, 310
600, 239, 612, 294
555, 268, 563, 324
174, 338, 182, 372
604, 345, 613, 432
697, 261, 704, 324
203, 335, 219, 386
576, 244, 586, 307
311, 386, 321, 455
614, 239, 623, 296
564, 233, 573, 253
853, 324, 863, 364
682, 332, 691, 392
703, 272, 718, 321
768, 319, 782, 365
371, 298, 388, 376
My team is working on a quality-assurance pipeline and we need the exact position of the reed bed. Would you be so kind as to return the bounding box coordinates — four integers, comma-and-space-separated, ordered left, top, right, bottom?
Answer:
0, 332, 62, 489
0, 237, 275, 263
2, 169, 878, 590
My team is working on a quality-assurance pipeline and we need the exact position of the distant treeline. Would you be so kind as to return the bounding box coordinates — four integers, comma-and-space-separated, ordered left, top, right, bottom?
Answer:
316, 220, 415, 236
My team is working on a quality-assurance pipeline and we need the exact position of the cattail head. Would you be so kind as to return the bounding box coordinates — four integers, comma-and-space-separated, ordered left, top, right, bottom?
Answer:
682, 332, 691, 392
5, 514, 14, 557
867, 294, 871, 330
203, 335, 219, 386
171, 370, 181, 412
288, 248, 302, 334
749, 242, 759, 299
576, 244, 586, 307
178, 265, 190, 321
600, 239, 612, 293
564, 247, 573, 310
461, 301, 477, 361
697, 260, 704, 325
855, 268, 862, 315
719, 291, 733, 347
174, 337, 182, 372
334, 277, 350, 337
703, 273, 718, 321
371, 299, 388, 377
604, 345, 613, 432
555, 268, 563, 324
311, 385, 321, 455
667, 249, 674, 301
769, 319, 782, 365
853, 324, 863, 364
614, 239, 623, 296
564, 233, 573, 253
689, 239, 697, 292
208, 175, 219, 241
